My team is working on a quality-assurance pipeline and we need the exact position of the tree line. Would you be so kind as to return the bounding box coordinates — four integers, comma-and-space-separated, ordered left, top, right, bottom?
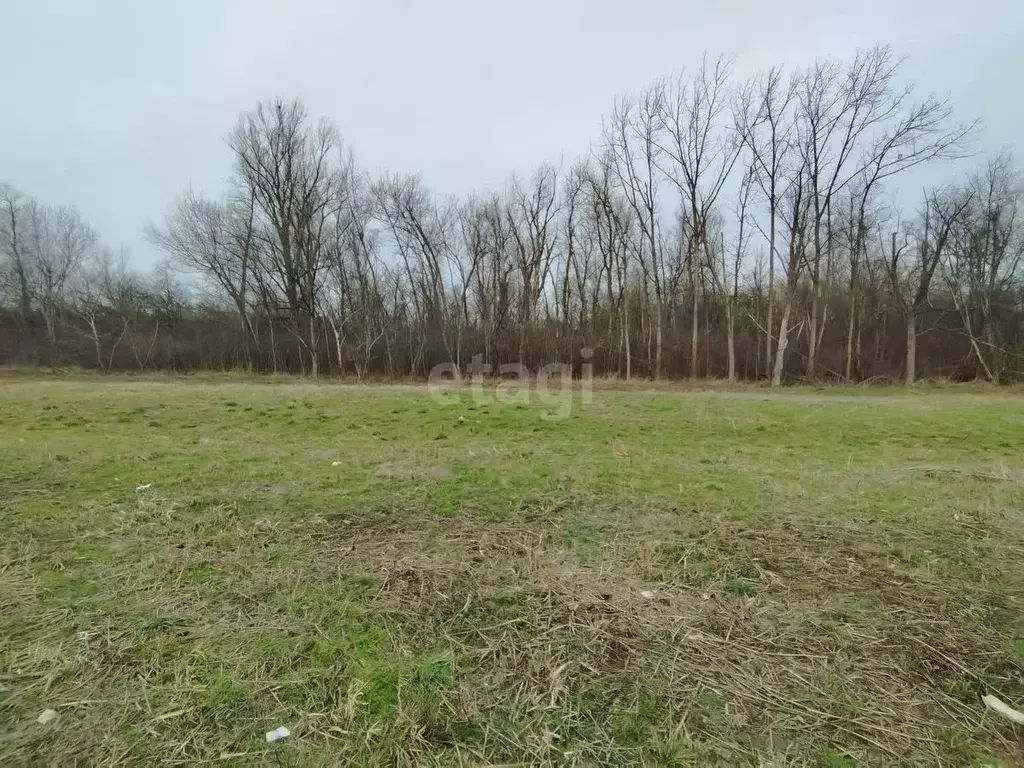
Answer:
3, 45, 1023, 383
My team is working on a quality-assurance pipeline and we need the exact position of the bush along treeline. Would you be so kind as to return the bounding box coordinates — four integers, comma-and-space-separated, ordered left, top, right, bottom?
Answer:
3, 46, 1023, 383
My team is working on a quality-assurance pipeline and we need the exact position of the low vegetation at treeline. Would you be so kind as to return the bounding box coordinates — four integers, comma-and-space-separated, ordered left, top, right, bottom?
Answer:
1, 374, 1022, 764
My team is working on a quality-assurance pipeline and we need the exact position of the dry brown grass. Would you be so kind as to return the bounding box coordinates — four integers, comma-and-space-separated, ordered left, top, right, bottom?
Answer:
314, 501, 1022, 764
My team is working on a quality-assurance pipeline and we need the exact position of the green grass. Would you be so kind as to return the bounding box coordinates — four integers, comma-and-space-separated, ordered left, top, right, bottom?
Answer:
1, 375, 1023, 764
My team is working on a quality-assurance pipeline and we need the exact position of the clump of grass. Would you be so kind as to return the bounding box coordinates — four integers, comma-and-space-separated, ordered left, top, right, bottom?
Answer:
723, 577, 757, 597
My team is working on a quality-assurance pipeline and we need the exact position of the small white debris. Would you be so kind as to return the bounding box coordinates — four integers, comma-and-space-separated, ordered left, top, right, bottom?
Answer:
331, 461, 342, 467
639, 590, 656, 600
983, 694, 1024, 725
135, 483, 152, 492
265, 725, 291, 743
701, 592, 711, 601
37, 709, 59, 725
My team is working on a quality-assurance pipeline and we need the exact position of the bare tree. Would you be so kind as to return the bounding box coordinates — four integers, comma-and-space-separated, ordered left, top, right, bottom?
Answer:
606, 86, 666, 377
658, 55, 744, 379
70, 247, 136, 373
793, 45, 972, 378
374, 173, 461, 374
0, 185, 32, 321
508, 165, 560, 366
943, 154, 1023, 382
24, 201, 97, 364
586, 157, 636, 378
842, 89, 974, 379
886, 187, 973, 383
229, 98, 342, 376
707, 165, 754, 380
771, 165, 811, 386
148, 189, 259, 369
737, 67, 796, 382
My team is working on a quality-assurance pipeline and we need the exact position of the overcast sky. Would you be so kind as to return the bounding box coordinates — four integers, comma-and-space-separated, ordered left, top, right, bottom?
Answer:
3, 0, 1021, 264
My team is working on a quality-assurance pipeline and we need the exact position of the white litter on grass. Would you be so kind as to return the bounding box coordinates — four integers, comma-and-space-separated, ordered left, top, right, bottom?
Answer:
265, 725, 291, 743
135, 483, 152, 492
37, 709, 59, 725
983, 694, 1024, 725
639, 590, 656, 599
331, 461, 342, 467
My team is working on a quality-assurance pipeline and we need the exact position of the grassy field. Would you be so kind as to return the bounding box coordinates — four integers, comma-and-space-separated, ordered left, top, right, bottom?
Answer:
1, 375, 1022, 765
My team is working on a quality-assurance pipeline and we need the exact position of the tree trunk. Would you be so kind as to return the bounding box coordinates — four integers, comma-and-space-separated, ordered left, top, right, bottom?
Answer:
772, 295, 794, 387
308, 315, 319, 378
905, 312, 916, 385
239, 311, 252, 372
807, 281, 818, 379
269, 320, 278, 374
766, 214, 776, 381
329, 316, 344, 377
855, 320, 862, 378
654, 300, 663, 380
623, 290, 632, 380
726, 299, 736, 381
689, 281, 699, 380
985, 321, 1000, 385
844, 291, 856, 381
89, 316, 103, 372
